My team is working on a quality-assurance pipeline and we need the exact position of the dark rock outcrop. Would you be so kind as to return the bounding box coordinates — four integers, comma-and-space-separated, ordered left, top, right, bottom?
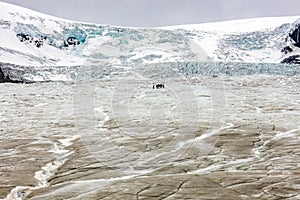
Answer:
281, 46, 293, 54
280, 24, 300, 64
0, 67, 26, 83
64, 37, 80, 47
67, 37, 80, 45
289, 24, 300, 48
281, 55, 300, 64
0, 67, 23, 83
0, 67, 6, 82
16, 33, 45, 48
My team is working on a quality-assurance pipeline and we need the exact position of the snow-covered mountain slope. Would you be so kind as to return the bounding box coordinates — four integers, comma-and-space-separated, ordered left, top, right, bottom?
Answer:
0, 2, 207, 67
165, 17, 300, 63
0, 2, 300, 67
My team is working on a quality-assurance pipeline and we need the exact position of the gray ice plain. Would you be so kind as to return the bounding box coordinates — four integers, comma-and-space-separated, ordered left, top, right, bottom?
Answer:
1, 63, 300, 200
0, 2, 300, 199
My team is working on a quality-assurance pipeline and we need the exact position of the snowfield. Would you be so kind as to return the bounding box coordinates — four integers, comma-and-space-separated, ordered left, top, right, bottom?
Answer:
0, 1, 300, 68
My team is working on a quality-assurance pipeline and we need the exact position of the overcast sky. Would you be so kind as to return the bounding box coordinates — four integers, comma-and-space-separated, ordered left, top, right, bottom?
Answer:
2, 0, 300, 27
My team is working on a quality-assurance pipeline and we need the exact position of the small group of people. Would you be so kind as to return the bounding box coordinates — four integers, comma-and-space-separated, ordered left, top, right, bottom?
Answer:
153, 83, 165, 89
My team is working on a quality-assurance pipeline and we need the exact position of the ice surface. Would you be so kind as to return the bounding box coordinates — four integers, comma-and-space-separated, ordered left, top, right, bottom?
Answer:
1, 2, 300, 200
1, 75, 299, 199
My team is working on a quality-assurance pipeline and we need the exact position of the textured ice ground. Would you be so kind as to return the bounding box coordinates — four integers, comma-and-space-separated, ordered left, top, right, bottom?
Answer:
1, 3, 300, 200
0, 73, 299, 200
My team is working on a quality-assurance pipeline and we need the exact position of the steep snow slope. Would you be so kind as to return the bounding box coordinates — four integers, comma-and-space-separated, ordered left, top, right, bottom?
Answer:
0, 2, 299, 67
0, 2, 84, 66
0, 2, 207, 67
164, 16, 300, 63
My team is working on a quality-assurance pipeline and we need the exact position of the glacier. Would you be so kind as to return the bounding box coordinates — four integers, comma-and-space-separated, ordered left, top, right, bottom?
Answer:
0, 2, 300, 82
1, 2, 300, 200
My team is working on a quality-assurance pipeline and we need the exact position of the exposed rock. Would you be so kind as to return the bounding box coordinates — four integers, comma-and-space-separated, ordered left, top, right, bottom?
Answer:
0, 66, 6, 82
64, 37, 80, 47
0, 64, 37, 83
281, 46, 293, 54
281, 55, 300, 64
16, 33, 45, 48
289, 24, 300, 48
0, 66, 23, 83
